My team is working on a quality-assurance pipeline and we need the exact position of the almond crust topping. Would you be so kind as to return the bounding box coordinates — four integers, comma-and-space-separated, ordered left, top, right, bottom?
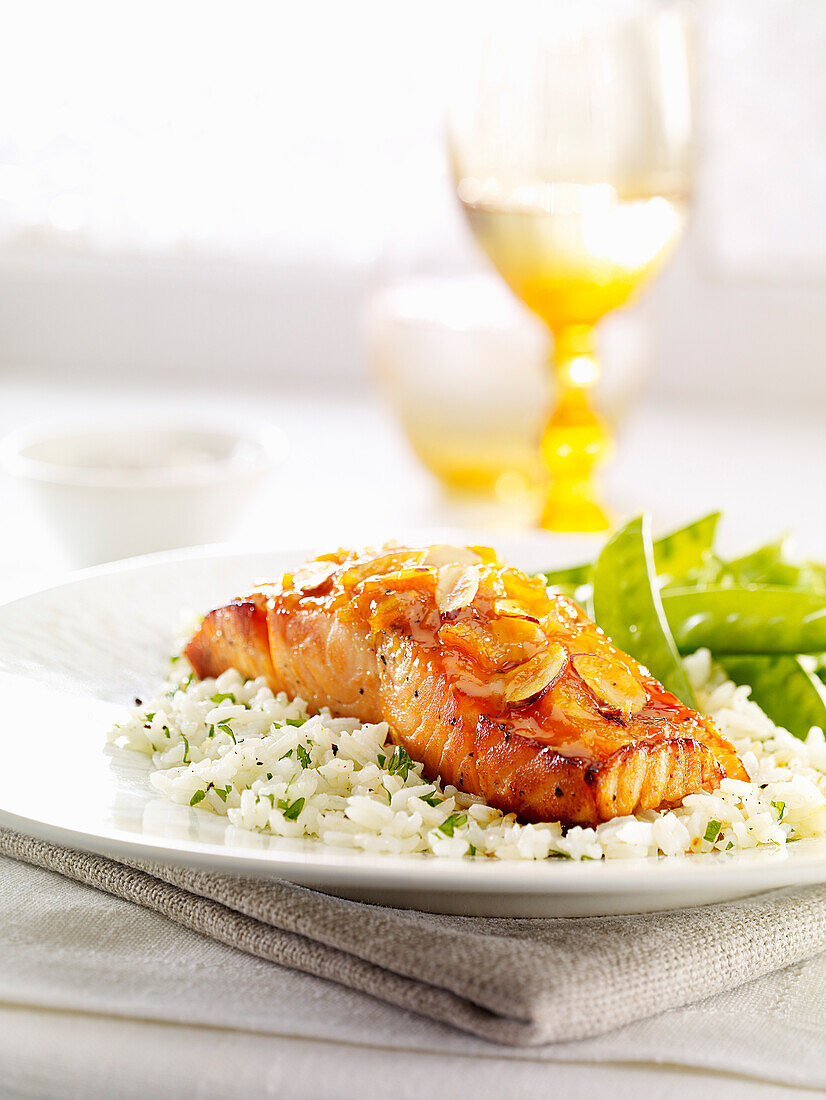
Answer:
503, 643, 568, 705
436, 564, 480, 614
573, 653, 647, 715
425, 545, 483, 569
292, 561, 339, 593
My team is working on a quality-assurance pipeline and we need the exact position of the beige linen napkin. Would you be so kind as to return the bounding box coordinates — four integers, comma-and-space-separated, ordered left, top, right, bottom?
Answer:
3, 825, 826, 1048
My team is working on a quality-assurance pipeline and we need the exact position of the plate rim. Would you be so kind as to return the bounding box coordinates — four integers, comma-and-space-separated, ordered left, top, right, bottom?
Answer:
4, 795, 826, 897
2, 536, 826, 911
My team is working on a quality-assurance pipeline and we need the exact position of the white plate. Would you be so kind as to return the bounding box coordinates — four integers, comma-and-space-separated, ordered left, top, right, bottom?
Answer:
2, 533, 826, 918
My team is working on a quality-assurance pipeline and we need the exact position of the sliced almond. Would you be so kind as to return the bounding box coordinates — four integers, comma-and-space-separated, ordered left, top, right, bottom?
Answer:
436, 563, 480, 614
572, 654, 647, 715
495, 598, 540, 623
292, 560, 339, 593
424, 544, 482, 569
503, 643, 568, 705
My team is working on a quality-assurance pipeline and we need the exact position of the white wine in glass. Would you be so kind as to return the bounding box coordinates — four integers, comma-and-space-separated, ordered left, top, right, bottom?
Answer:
450, 1, 693, 530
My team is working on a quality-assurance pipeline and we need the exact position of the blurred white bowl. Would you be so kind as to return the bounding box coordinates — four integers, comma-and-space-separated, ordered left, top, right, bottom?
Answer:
0, 421, 283, 566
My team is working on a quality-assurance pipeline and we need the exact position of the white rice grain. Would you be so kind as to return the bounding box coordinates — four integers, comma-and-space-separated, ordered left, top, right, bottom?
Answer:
108, 648, 826, 861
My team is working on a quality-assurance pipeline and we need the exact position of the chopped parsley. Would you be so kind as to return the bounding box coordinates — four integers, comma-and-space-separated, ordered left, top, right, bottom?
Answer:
207, 724, 215, 738
420, 791, 443, 808
279, 749, 293, 760
772, 800, 786, 820
468, 843, 478, 856
217, 721, 236, 744
377, 754, 386, 768
266, 772, 273, 780
181, 734, 191, 764
385, 746, 415, 781
547, 850, 573, 860
263, 792, 275, 807
703, 820, 722, 843
296, 744, 311, 769
214, 785, 231, 803
144, 712, 155, 722
438, 812, 467, 837
168, 671, 195, 696
277, 796, 305, 820
211, 692, 237, 705
283, 717, 306, 728
189, 789, 206, 806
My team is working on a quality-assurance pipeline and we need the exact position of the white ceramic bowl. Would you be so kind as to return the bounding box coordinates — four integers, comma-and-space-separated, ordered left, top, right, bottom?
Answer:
0, 420, 283, 565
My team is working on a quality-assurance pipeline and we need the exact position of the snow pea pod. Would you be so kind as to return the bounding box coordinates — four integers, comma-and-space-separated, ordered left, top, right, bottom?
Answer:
696, 539, 826, 592
542, 511, 720, 591
662, 586, 826, 655
542, 561, 593, 590
652, 511, 721, 580
719, 538, 806, 587
725, 539, 786, 582
720, 655, 826, 740
592, 514, 695, 706
797, 562, 826, 594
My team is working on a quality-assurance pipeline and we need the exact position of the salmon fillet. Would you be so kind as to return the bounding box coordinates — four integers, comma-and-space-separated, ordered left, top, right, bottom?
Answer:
185, 544, 747, 827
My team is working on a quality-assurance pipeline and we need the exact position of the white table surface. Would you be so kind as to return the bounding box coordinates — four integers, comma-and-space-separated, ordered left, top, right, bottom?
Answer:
1, 378, 825, 1099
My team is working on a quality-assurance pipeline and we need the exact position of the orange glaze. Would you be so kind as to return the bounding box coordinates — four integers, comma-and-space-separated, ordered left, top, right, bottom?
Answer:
185, 543, 747, 827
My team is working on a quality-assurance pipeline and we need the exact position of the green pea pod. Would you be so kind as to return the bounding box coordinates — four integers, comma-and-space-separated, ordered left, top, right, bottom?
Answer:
696, 538, 826, 592
542, 561, 593, 589
720, 538, 807, 587
662, 586, 826, 655
799, 562, 826, 594
652, 511, 721, 580
542, 511, 720, 591
724, 538, 785, 577
720, 655, 826, 740
592, 514, 695, 706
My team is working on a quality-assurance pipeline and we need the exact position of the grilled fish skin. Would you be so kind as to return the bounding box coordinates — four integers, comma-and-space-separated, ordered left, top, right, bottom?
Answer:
185, 544, 747, 827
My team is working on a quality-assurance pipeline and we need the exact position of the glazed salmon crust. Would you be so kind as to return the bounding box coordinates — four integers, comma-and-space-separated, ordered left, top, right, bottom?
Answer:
185, 544, 748, 827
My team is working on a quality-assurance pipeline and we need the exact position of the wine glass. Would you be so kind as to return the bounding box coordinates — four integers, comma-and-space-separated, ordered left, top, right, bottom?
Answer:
449, 0, 693, 531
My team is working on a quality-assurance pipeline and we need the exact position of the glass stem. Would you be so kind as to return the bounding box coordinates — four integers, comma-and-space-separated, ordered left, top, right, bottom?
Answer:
539, 323, 612, 532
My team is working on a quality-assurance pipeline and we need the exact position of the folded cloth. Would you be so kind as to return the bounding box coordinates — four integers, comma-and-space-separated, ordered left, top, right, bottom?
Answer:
3, 825, 826, 1048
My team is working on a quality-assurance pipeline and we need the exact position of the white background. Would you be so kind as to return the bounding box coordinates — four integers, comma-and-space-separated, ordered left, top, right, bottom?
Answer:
0, 0, 824, 407
0, 7, 825, 1093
